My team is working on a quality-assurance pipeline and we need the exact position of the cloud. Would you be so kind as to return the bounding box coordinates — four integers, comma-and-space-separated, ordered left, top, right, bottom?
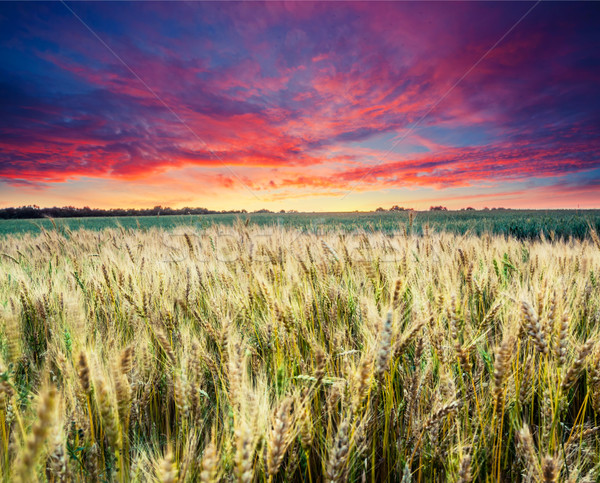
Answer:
0, 1, 598, 207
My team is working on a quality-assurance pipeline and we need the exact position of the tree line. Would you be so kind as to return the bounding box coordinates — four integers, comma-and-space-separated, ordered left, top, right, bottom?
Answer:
0, 205, 247, 219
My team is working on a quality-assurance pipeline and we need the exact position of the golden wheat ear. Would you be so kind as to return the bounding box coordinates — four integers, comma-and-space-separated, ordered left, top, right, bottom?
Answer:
156, 447, 178, 483
15, 385, 58, 483
199, 434, 220, 483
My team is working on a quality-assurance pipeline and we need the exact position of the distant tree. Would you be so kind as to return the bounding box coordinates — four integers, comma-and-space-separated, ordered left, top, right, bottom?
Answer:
0, 205, 216, 219
429, 206, 448, 211
375, 207, 386, 212
465, 207, 475, 211
390, 205, 406, 211
279, 209, 286, 213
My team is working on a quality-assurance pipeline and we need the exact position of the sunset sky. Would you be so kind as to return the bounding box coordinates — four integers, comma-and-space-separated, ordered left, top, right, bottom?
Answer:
1, 1, 599, 211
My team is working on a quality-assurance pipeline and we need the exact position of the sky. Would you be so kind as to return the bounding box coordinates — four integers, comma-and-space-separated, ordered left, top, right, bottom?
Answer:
0, 1, 599, 211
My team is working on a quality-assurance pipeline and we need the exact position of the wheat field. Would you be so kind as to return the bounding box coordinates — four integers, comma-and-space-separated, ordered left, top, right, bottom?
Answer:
1, 222, 599, 482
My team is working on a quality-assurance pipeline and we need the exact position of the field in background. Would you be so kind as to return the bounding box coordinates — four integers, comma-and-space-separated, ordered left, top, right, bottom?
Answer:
0, 222, 599, 481
1, 209, 600, 240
